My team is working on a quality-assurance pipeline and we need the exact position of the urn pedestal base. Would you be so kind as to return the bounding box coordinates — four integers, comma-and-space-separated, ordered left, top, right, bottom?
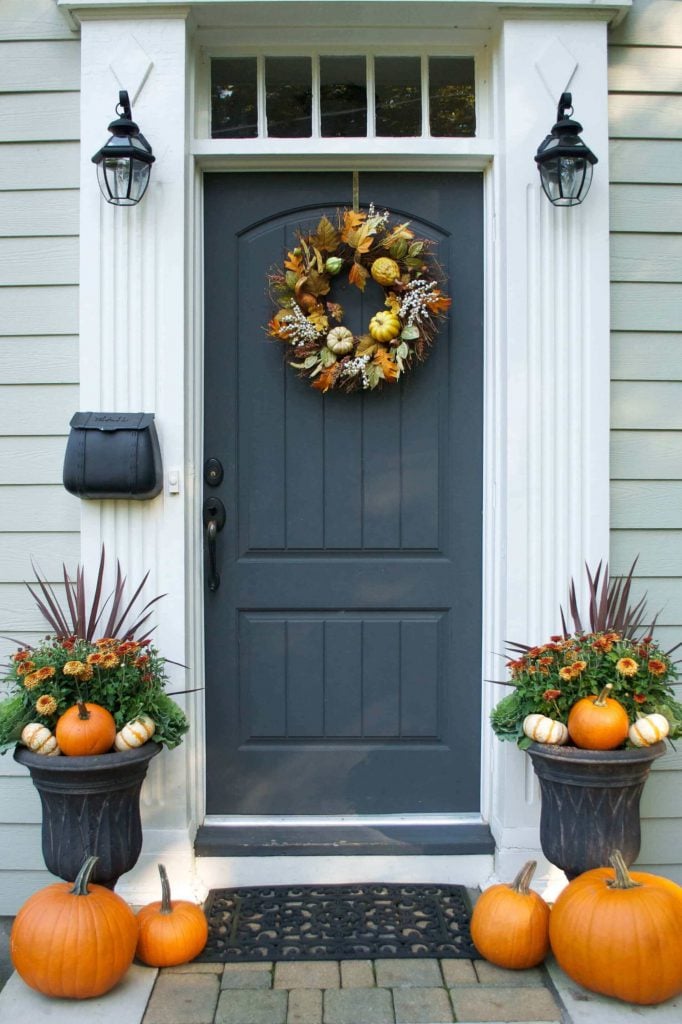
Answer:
15, 741, 161, 888
527, 741, 666, 880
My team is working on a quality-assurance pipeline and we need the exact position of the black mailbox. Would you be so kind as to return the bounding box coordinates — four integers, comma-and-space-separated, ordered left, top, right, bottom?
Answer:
63, 412, 163, 500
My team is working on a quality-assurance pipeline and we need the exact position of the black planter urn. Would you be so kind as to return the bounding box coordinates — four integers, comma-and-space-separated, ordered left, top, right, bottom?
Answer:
15, 741, 161, 889
527, 741, 666, 880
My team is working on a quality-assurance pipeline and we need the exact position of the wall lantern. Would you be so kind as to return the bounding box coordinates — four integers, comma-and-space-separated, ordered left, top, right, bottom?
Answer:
534, 93, 598, 207
91, 90, 155, 206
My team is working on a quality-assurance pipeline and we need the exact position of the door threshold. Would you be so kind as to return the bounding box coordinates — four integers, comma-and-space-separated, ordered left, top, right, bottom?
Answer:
195, 819, 494, 858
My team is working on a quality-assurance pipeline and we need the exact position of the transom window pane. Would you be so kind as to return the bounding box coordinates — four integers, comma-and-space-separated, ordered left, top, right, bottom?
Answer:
320, 56, 367, 138
375, 57, 422, 137
265, 57, 312, 138
429, 57, 476, 137
211, 58, 258, 139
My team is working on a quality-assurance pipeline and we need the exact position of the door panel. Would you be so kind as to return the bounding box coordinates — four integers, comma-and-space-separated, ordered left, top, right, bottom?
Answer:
204, 172, 483, 815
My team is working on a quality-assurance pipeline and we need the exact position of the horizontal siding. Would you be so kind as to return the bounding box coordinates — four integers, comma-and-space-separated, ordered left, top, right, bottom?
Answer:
0, 237, 78, 286
612, 333, 682, 380
0, 39, 80, 92
609, 94, 682, 140
0, 779, 41, 823
610, 234, 682, 283
0, 869, 58, 914
608, 576, 682, 623
0, 487, 79, 533
0, 581, 72, 631
0, 190, 79, 236
0, 0, 74, 42
0, 533, 80, 580
0, 437, 69, 484
611, 282, 682, 331
609, 46, 682, 94
612, 530, 682, 575
0, 285, 78, 335
635, 862, 682, 884
0, 384, 76, 435
640, 772, 681, 818
611, 482, 682, 529
639, 820, 682, 864
611, 431, 682, 477
1, 336, 78, 383
0, 824, 46, 870
0, 92, 79, 143
610, 140, 682, 185
612, 380, 682, 429
0, 142, 80, 191
610, 0, 682, 46
610, 185, 682, 232
0, 633, 49, 665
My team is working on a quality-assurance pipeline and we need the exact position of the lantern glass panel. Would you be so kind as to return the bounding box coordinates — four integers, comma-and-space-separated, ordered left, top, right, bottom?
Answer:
540, 156, 592, 207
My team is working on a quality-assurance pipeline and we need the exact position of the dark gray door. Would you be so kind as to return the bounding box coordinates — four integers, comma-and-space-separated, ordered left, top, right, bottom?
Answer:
203, 172, 483, 815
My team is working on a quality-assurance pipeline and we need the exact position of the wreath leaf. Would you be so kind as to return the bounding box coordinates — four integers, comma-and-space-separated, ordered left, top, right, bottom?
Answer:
284, 251, 304, 273
312, 366, 337, 392
311, 216, 340, 252
374, 346, 400, 383
348, 261, 369, 291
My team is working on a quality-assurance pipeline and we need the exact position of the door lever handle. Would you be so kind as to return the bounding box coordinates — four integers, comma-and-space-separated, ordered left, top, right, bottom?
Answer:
203, 497, 226, 592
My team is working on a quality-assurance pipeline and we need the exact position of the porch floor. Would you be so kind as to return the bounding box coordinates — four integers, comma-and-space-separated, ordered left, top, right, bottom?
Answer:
2, 954, 682, 1024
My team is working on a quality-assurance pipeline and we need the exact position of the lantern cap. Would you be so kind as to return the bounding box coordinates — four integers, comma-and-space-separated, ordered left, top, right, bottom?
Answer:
91, 90, 155, 166
534, 92, 598, 167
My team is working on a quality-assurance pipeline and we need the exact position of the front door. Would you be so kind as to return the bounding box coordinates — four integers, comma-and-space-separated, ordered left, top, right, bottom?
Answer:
203, 172, 483, 816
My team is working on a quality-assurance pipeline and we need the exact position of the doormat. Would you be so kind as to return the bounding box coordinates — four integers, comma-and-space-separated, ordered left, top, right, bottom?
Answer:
197, 883, 480, 962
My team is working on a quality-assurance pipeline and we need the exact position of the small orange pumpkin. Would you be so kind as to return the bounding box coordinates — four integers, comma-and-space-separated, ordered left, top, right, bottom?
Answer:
11, 854, 138, 998
470, 860, 550, 969
135, 864, 208, 967
56, 701, 116, 756
567, 683, 629, 750
550, 850, 682, 1005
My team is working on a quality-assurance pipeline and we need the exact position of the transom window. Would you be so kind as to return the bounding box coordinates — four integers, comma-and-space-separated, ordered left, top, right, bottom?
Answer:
211, 55, 476, 140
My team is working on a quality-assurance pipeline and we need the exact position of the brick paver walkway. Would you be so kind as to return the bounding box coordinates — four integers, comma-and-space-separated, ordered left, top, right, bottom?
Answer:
142, 958, 563, 1024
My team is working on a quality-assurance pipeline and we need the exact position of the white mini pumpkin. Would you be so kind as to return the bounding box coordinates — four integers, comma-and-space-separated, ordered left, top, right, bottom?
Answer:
326, 326, 354, 355
114, 714, 156, 751
628, 712, 670, 747
523, 714, 569, 745
21, 723, 60, 756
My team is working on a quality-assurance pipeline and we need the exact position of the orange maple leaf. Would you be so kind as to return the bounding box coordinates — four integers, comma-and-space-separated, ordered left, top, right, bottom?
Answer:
426, 293, 452, 314
312, 367, 337, 393
373, 346, 400, 383
348, 262, 369, 291
341, 210, 367, 244
284, 251, 304, 274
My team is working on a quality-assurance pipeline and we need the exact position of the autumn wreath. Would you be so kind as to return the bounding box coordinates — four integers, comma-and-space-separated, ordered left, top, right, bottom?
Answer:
266, 205, 452, 393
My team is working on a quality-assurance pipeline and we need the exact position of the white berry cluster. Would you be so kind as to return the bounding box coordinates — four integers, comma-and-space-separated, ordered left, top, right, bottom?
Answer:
399, 279, 437, 326
279, 303, 323, 346
341, 353, 371, 387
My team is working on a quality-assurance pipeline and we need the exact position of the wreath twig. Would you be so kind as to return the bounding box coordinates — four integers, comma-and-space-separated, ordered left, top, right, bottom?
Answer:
266, 205, 452, 393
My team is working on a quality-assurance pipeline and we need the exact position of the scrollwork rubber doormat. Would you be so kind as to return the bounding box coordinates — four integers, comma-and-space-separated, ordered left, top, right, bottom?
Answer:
197, 883, 480, 962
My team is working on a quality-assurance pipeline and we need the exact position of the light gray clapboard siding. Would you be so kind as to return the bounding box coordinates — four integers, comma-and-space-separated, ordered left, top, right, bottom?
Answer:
612, 333, 682, 380
0, 384, 77, 435
0, 92, 80, 143
611, 431, 682, 478
612, 530, 682, 575
0, 634, 49, 665
0, 142, 80, 192
0, 779, 41, 823
611, 575, 682, 623
611, 282, 682, 331
1, 336, 78, 384
611, 234, 682, 283
0, 487, 79, 534
610, 0, 682, 47
612, 380, 682, 429
0, 581, 71, 632
609, 94, 682, 141
610, 140, 682, 185
641, 772, 681, 818
0, 871, 58, 914
0, 39, 80, 92
610, 185, 682, 232
0, 237, 78, 286
635, 862, 682, 884
609, 45, 682, 94
0, 0, 75, 43
639, 820, 682, 864
0, 285, 78, 335
611, 482, 682, 530
0, 437, 69, 484
0, 824, 46, 870
0, 533, 80, 581
0, 190, 79, 237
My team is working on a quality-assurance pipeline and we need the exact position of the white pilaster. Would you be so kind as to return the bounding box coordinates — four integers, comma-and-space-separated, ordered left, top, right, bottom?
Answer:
488, 17, 611, 880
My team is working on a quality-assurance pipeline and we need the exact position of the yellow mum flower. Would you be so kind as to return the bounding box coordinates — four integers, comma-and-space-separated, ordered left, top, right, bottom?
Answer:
559, 666, 574, 681
22, 671, 42, 690
35, 695, 58, 716
100, 652, 120, 669
35, 666, 56, 682
571, 661, 587, 676
616, 657, 639, 677
63, 660, 86, 676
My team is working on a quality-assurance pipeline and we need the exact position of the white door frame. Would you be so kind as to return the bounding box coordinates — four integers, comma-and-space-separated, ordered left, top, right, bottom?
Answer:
63, 0, 616, 902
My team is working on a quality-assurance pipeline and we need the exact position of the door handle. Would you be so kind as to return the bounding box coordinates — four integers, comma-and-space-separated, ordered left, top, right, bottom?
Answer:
203, 497, 226, 592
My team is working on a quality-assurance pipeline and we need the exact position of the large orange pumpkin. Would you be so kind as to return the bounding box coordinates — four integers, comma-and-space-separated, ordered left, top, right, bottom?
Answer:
56, 701, 116, 756
550, 851, 682, 1005
567, 683, 629, 750
11, 854, 138, 998
470, 860, 550, 969
135, 864, 208, 967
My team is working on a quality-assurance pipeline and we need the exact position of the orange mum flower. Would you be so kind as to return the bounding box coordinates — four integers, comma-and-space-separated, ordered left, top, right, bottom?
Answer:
34, 666, 56, 682
135, 655, 150, 668
559, 666, 574, 681
633, 693, 647, 704
61, 637, 76, 651
86, 653, 104, 665
571, 661, 587, 676
116, 641, 139, 657
94, 637, 117, 648
543, 689, 562, 701
63, 660, 87, 677
591, 636, 613, 654
616, 657, 639, 677
13, 650, 30, 662
35, 695, 58, 716
100, 652, 120, 669
16, 661, 36, 676
647, 659, 667, 676
22, 671, 42, 690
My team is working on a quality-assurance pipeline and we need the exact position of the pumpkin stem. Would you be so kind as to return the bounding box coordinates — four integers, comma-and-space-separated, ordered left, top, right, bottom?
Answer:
158, 863, 173, 914
77, 700, 90, 720
607, 850, 641, 890
510, 860, 537, 895
69, 854, 99, 896
594, 683, 614, 707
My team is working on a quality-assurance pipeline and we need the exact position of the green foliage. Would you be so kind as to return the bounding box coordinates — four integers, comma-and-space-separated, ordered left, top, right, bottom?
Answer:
1, 636, 188, 753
